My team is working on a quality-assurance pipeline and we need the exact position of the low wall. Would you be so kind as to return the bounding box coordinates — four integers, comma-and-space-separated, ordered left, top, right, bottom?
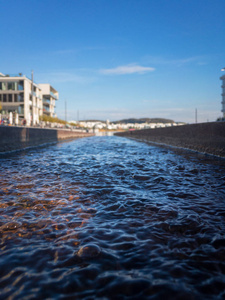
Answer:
0, 126, 93, 153
115, 122, 225, 157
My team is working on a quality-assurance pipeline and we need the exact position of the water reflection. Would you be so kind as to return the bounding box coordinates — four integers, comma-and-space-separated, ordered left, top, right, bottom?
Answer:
0, 136, 225, 299
95, 130, 115, 136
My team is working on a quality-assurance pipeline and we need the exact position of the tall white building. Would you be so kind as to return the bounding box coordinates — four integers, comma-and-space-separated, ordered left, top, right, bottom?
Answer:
39, 84, 58, 118
220, 74, 225, 118
0, 73, 58, 125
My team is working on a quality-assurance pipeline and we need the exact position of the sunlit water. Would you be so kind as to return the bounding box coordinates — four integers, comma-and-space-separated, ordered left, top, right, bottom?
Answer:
0, 136, 225, 299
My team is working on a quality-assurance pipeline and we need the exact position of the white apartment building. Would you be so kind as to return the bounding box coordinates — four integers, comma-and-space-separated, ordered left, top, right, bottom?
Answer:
220, 74, 225, 118
0, 73, 58, 125
39, 84, 58, 118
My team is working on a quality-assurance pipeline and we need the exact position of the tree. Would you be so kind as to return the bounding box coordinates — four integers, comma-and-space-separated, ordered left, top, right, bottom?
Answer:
39, 114, 67, 124
69, 122, 77, 127
0, 102, 2, 113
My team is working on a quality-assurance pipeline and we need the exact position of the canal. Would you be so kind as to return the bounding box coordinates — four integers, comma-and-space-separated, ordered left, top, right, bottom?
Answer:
0, 136, 225, 299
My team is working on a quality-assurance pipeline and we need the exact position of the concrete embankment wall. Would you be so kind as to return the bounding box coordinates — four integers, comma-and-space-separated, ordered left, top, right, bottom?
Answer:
0, 126, 93, 153
115, 122, 225, 157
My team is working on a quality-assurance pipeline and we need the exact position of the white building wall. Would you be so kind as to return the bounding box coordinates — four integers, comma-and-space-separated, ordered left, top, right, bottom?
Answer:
23, 79, 31, 125
39, 83, 50, 95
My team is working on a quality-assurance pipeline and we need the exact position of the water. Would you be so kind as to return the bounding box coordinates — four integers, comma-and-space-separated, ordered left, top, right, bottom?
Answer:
0, 136, 225, 299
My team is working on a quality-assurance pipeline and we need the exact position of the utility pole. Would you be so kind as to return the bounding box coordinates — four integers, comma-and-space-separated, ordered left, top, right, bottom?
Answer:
65, 100, 67, 123
195, 108, 197, 123
221, 67, 225, 119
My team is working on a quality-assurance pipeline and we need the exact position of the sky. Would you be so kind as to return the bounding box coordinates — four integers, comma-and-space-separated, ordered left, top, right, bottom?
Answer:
1, 0, 225, 123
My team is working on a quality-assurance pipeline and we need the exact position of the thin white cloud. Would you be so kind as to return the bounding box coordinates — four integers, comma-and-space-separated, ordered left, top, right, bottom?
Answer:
100, 64, 155, 75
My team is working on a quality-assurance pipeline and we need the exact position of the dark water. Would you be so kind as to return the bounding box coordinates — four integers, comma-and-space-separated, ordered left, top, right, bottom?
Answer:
0, 136, 225, 299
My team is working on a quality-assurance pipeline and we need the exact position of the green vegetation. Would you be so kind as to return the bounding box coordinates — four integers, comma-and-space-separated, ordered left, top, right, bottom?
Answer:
69, 122, 78, 127
39, 115, 67, 124
0, 102, 2, 113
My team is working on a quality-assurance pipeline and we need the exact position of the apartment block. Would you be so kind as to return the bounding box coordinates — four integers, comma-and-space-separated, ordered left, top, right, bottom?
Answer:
39, 84, 58, 117
0, 73, 58, 125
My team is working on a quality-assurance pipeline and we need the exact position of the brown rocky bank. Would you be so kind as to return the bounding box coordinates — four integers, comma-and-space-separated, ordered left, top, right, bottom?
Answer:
115, 122, 225, 158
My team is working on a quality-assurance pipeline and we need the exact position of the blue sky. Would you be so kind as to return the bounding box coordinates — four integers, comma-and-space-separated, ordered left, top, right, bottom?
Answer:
1, 0, 225, 123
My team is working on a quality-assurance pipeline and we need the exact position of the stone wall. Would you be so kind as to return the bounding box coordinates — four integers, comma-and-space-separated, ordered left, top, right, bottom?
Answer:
115, 122, 225, 157
0, 126, 93, 153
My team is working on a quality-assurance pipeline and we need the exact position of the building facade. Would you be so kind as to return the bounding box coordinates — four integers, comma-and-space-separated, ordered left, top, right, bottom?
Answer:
0, 73, 58, 125
220, 74, 225, 118
39, 84, 58, 118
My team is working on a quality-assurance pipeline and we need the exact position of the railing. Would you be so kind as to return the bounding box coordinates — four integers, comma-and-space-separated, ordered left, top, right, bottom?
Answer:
2, 74, 23, 77
43, 99, 51, 104
50, 91, 58, 99
43, 106, 50, 112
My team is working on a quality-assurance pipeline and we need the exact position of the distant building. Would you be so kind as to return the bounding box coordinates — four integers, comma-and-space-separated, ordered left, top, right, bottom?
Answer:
220, 74, 225, 118
75, 120, 181, 130
0, 73, 58, 125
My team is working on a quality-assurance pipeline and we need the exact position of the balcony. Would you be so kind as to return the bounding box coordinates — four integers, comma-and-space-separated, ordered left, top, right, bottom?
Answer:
50, 91, 58, 100
43, 98, 51, 104
43, 106, 50, 112
30, 91, 37, 97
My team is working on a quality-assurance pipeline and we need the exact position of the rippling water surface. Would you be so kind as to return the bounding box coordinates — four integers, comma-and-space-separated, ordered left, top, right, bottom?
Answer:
0, 136, 225, 299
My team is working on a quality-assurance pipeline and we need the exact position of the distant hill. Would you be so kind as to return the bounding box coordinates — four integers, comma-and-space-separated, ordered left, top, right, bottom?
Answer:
79, 120, 103, 122
76, 118, 175, 124
113, 118, 175, 124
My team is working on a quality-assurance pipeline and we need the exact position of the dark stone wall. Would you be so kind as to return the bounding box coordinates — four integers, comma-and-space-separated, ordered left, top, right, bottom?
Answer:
115, 122, 225, 157
0, 126, 93, 153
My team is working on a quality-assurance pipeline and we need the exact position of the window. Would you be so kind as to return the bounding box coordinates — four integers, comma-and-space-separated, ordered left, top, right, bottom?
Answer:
18, 93, 24, 102
14, 94, 18, 102
3, 94, 7, 102
8, 82, 18, 90
8, 82, 13, 90
0, 94, 2, 101
18, 105, 24, 114
8, 94, 12, 102
0, 82, 7, 91
18, 81, 24, 91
